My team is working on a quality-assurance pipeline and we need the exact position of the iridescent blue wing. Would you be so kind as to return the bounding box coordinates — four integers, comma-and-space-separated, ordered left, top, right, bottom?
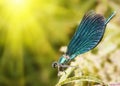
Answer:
66, 10, 106, 58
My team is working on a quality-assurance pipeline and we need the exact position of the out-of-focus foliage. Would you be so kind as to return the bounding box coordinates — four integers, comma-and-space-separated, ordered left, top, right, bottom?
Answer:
0, 0, 119, 86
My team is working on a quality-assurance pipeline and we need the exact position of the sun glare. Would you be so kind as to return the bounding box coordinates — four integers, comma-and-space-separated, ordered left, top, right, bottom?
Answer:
0, 0, 34, 53
10, 0, 25, 6
3, 0, 31, 14
0, 0, 46, 53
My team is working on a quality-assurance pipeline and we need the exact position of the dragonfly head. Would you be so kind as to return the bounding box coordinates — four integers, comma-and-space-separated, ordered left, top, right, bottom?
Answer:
52, 61, 66, 76
52, 61, 66, 71
52, 61, 59, 68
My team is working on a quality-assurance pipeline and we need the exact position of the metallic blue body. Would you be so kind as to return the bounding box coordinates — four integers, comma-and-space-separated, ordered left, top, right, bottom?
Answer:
58, 56, 67, 64
58, 11, 115, 64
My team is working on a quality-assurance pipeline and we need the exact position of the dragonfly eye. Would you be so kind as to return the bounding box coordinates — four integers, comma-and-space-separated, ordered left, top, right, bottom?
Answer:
52, 61, 58, 68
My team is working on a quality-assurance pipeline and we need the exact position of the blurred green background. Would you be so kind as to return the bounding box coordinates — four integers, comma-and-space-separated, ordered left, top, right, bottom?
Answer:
0, 0, 120, 86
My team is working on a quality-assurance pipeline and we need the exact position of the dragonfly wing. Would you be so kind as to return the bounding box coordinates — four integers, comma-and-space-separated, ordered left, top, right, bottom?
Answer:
66, 10, 106, 58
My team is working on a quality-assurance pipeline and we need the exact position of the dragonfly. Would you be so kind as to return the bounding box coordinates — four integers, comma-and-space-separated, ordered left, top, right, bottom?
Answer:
52, 10, 116, 75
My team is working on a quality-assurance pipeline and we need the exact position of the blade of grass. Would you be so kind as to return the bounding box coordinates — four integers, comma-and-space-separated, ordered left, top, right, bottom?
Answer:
56, 75, 108, 86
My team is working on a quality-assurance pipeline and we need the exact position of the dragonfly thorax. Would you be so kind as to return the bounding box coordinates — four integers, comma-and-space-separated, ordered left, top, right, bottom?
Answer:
58, 54, 70, 64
